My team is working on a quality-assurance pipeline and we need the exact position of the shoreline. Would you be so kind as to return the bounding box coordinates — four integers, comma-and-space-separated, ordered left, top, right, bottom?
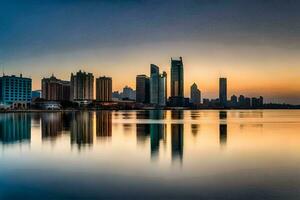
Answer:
1, 108, 300, 113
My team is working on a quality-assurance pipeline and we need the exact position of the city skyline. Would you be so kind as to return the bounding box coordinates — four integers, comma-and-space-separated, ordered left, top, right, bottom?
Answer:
2, 1, 300, 104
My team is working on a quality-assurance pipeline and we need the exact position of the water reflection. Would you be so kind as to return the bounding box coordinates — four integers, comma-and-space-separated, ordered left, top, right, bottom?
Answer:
96, 111, 112, 137
219, 111, 227, 147
0, 113, 31, 144
71, 112, 93, 148
0, 110, 300, 199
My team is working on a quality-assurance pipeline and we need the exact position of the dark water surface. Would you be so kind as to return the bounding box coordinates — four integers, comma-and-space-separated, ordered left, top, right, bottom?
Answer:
0, 110, 300, 199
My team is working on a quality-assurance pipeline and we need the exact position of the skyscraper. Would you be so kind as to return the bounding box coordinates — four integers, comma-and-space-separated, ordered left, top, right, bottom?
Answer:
0, 74, 32, 108
219, 77, 227, 107
136, 75, 150, 103
42, 74, 70, 101
190, 83, 201, 104
150, 64, 159, 104
70, 70, 94, 101
150, 64, 167, 106
170, 57, 184, 106
158, 71, 167, 106
96, 76, 112, 102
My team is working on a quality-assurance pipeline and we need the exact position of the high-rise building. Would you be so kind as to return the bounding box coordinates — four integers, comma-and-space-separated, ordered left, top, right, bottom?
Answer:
170, 57, 184, 106
190, 83, 201, 104
150, 64, 167, 106
42, 74, 70, 101
70, 70, 94, 101
171, 57, 184, 97
150, 64, 159, 104
158, 71, 167, 106
136, 75, 150, 103
219, 77, 227, 107
96, 76, 112, 102
0, 74, 32, 108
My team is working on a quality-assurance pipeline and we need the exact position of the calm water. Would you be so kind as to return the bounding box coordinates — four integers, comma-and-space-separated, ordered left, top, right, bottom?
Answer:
0, 110, 300, 199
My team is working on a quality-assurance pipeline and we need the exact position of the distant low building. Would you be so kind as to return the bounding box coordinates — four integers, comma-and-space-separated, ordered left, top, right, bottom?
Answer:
32, 90, 41, 100
121, 86, 136, 100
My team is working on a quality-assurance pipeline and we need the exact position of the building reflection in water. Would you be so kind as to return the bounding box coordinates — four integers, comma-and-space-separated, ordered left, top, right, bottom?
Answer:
171, 110, 184, 162
136, 111, 150, 146
41, 112, 72, 140
0, 113, 31, 144
219, 111, 227, 147
149, 110, 166, 160
71, 112, 93, 148
96, 111, 112, 137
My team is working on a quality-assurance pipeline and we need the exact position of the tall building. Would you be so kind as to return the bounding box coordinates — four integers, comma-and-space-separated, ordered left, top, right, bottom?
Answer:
96, 76, 112, 102
150, 64, 159, 104
158, 71, 167, 106
219, 77, 227, 107
42, 74, 70, 101
70, 70, 94, 101
190, 83, 201, 104
170, 57, 184, 106
150, 64, 167, 106
0, 74, 32, 108
136, 75, 150, 103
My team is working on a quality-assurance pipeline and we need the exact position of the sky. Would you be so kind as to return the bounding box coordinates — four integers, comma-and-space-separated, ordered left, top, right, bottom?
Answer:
1, 0, 300, 104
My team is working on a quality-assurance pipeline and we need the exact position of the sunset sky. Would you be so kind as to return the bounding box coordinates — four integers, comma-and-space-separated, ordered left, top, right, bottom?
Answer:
1, 0, 300, 103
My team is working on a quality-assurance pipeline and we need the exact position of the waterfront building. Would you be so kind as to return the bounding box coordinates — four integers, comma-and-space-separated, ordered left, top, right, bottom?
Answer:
96, 76, 112, 102
170, 57, 184, 106
150, 64, 159, 104
0, 74, 32, 108
70, 70, 94, 101
190, 83, 201, 104
251, 96, 264, 108
219, 77, 227, 107
158, 71, 167, 106
150, 64, 167, 106
136, 75, 150, 103
42, 74, 70, 101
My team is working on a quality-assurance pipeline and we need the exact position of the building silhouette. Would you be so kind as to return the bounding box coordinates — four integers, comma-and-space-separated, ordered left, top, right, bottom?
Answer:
219, 77, 227, 107
70, 70, 94, 101
42, 74, 70, 101
190, 83, 201, 104
96, 76, 112, 102
136, 75, 150, 103
0, 74, 32, 108
170, 57, 184, 106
